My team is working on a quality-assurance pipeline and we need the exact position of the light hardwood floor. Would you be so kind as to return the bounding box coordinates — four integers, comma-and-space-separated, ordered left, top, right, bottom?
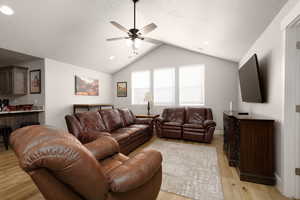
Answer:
0, 135, 294, 200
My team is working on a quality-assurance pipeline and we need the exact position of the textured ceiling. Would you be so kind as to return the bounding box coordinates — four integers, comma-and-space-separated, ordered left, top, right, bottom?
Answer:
0, 0, 287, 73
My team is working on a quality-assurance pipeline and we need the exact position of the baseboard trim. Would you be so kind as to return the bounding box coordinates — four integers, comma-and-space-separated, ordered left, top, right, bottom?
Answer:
275, 173, 283, 194
214, 129, 224, 135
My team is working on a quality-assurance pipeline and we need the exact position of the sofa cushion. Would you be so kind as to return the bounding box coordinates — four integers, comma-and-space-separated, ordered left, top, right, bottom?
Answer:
128, 124, 149, 130
100, 154, 128, 174
164, 122, 182, 127
162, 122, 182, 130
118, 108, 136, 126
110, 132, 130, 143
185, 107, 208, 124
163, 108, 185, 123
75, 112, 106, 132
78, 131, 111, 144
99, 109, 124, 132
183, 123, 204, 129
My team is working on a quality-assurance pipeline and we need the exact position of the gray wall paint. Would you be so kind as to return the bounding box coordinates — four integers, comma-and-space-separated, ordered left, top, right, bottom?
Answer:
113, 45, 239, 130
237, 0, 300, 192
44, 58, 113, 130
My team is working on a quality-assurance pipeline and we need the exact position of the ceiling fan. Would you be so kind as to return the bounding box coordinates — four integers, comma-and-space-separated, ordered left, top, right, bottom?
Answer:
106, 0, 160, 54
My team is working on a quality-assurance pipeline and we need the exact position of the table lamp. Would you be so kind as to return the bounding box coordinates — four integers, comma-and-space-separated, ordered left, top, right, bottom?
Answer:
144, 92, 153, 115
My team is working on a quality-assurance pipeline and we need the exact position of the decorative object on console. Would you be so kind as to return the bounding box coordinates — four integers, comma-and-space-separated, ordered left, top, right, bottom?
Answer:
144, 92, 153, 115
75, 75, 99, 96
117, 82, 127, 97
30, 69, 41, 94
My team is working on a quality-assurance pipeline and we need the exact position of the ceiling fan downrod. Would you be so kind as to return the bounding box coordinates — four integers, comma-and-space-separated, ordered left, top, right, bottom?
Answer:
133, 0, 139, 30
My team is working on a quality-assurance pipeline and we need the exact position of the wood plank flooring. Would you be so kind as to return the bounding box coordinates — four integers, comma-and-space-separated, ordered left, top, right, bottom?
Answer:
0, 135, 294, 200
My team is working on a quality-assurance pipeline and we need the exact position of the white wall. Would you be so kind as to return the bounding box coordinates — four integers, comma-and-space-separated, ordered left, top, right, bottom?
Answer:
237, 0, 300, 196
113, 45, 239, 130
44, 58, 113, 130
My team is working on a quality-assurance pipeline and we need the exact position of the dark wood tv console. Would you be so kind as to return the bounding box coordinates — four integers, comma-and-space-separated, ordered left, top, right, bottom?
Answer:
223, 111, 275, 185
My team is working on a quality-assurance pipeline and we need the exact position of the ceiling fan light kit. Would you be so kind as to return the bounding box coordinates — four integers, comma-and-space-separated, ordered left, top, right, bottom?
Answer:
107, 0, 160, 54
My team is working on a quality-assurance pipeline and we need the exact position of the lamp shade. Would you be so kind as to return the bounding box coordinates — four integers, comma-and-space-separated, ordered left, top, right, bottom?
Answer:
144, 92, 153, 102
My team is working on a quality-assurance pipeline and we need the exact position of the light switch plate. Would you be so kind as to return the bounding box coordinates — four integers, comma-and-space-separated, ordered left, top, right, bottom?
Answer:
296, 168, 300, 176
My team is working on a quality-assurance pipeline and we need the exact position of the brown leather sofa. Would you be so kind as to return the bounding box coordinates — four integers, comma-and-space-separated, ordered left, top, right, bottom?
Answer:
10, 126, 162, 200
156, 107, 216, 143
65, 108, 153, 155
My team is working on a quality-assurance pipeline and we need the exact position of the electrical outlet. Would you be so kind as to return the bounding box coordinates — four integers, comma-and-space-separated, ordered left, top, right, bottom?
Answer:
296, 168, 300, 176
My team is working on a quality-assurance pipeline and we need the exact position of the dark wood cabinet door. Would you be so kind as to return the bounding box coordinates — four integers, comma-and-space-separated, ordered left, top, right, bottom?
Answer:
0, 69, 12, 94
0, 66, 28, 96
13, 67, 28, 95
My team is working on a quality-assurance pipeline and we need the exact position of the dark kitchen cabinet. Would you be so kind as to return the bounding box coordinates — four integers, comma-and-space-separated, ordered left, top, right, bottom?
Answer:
0, 66, 28, 96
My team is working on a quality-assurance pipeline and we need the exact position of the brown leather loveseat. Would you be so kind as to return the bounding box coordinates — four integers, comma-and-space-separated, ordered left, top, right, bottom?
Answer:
156, 107, 216, 143
10, 126, 162, 200
65, 108, 153, 155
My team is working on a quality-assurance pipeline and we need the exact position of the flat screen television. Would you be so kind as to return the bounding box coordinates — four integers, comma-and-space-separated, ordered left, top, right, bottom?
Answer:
239, 54, 263, 103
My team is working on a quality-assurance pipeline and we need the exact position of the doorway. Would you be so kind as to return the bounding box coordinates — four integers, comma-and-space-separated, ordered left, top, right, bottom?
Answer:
284, 17, 300, 199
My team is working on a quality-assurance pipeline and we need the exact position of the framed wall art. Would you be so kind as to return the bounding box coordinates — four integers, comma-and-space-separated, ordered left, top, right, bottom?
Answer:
75, 75, 99, 96
117, 82, 127, 97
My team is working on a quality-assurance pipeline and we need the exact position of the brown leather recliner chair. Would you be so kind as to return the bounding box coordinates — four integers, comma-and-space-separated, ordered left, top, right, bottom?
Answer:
10, 126, 162, 200
182, 107, 216, 143
155, 108, 185, 139
156, 107, 216, 143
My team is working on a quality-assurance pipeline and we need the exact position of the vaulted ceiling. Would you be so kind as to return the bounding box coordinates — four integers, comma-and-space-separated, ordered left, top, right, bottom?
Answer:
0, 0, 287, 73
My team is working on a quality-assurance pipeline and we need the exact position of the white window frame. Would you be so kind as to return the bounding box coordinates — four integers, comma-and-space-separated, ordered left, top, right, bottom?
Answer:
178, 65, 205, 106
153, 68, 176, 106
131, 70, 151, 105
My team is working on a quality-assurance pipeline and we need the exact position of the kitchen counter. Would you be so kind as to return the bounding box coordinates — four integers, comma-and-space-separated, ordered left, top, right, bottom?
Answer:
0, 110, 44, 115
0, 110, 44, 130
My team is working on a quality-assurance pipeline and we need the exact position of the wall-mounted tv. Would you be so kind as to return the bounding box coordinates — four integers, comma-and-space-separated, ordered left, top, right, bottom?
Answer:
239, 54, 264, 103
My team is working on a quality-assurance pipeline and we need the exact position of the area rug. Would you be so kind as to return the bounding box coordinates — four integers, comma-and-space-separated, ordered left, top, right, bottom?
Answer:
145, 139, 224, 200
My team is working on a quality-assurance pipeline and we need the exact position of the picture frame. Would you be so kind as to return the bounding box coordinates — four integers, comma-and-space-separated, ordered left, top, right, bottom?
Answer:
30, 69, 41, 94
117, 82, 127, 97
75, 75, 99, 96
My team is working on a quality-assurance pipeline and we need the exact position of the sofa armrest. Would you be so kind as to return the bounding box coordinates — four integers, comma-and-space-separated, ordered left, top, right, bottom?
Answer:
78, 131, 111, 144
155, 117, 166, 124
203, 120, 216, 128
84, 136, 120, 160
107, 149, 162, 193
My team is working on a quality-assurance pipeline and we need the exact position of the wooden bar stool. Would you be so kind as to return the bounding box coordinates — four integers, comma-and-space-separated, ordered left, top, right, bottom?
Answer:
0, 125, 12, 150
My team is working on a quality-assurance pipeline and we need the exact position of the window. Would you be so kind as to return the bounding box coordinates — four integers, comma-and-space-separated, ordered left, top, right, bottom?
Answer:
131, 71, 150, 104
179, 65, 205, 105
153, 68, 175, 105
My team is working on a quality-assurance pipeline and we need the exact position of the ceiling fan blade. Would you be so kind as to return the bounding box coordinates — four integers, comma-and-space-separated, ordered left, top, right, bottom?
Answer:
110, 21, 130, 34
106, 37, 129, 41
140, 37, 162, 45
138, 23, 157, 35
